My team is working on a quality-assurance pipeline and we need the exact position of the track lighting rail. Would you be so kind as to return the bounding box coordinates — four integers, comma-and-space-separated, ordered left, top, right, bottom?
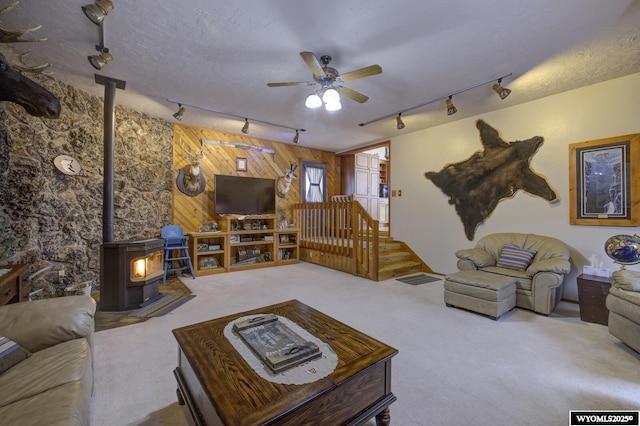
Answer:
167, 99, 305, 143
358, 73, 512, 127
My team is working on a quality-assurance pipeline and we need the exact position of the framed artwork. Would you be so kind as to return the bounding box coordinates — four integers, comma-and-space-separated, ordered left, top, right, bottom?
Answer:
569, 133, 640, 226
236, 157, 247, 172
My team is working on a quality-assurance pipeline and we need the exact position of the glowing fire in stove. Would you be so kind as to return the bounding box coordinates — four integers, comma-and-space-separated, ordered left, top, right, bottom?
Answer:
132, 258, 146, 278
130, 251, 164, 282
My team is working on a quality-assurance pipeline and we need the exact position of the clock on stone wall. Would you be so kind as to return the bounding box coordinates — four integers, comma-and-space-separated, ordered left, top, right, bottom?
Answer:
53, 155, 82, 176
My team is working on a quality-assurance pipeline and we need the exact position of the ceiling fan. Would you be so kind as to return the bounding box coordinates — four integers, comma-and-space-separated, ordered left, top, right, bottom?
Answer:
267, 51, 382, 107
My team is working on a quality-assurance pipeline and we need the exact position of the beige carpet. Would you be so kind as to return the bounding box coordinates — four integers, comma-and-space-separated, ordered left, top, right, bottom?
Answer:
90, 262, 640, 426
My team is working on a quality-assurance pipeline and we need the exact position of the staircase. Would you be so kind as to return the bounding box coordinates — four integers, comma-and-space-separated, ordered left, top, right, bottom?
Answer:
293, 200, 436, 282
377, 234, 433, 281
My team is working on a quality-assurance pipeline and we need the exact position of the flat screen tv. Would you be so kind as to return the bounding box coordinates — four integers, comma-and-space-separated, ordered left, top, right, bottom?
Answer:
214, 175, 276, 215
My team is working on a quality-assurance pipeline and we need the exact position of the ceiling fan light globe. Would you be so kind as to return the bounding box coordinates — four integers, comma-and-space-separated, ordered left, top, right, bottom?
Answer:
325, 101, 342, 111
322, 88, 340, 104
305, 94, 322, 108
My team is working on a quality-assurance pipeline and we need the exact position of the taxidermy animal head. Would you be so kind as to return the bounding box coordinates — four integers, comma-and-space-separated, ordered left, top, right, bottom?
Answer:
0, 2, 61, 118
176, 140, 206, 196
277, 162, 298, 198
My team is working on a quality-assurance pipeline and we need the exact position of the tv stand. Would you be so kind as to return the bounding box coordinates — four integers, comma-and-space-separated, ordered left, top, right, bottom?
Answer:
188, 215, 299, 277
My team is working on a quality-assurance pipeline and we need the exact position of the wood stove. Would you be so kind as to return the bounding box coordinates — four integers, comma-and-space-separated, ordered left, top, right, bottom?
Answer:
100, 238, 164, 311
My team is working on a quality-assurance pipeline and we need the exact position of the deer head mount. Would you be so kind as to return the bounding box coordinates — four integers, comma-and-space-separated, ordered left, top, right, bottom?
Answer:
277, 162, 298, 198
0, 1, 61, 118
176, 140, 206, 196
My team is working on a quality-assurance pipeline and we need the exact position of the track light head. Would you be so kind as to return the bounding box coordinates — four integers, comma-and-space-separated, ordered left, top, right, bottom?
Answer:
492, 79, 511, 99
241, 119, 250, 134
396, 113, 405, 130
293, 130, 300, 144
446, 96, 457, 116
88, 51, 113, 70
173, 105, 185, 121
82, 0, 114, 25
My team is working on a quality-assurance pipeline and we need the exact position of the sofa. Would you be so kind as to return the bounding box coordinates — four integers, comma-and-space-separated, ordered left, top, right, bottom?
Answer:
606, 269, 640, 353
0, 295, 96, 426
450, 233, 571, 315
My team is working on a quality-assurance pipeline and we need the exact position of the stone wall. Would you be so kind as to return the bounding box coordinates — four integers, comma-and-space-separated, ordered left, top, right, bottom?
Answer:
0, 75, 173, 297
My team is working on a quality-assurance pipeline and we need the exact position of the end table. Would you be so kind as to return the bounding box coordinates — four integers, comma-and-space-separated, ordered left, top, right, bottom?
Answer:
576, 274, 612, 325
0, 264, 30, 306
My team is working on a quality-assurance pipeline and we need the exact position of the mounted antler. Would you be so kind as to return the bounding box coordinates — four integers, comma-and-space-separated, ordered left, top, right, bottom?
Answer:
0, 1, 60, 118
0, 2, 47, 43
176, 140, 206, 196
277, 162, 298, 198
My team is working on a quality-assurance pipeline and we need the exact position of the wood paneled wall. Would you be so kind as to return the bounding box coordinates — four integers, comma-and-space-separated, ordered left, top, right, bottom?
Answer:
172, 124, 339, 232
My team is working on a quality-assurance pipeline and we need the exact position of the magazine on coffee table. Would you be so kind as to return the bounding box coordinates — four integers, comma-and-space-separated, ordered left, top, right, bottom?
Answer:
233, 315, 322, 373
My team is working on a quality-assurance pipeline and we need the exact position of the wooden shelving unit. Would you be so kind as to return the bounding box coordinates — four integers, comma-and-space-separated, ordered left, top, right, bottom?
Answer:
379, 160, 388, 185
188, 214, 299, 277
189, 232, 227, 275
276, 228, 299, 265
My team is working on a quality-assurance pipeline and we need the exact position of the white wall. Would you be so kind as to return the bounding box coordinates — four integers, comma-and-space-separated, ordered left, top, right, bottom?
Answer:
390, 72, 640, 301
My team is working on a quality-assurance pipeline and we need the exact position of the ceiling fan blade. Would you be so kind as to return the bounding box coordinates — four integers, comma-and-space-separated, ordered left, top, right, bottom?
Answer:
267, 81, 313, 87
338, 64, 382, 82
336, 85, 369, 103
300, 51, 325, 77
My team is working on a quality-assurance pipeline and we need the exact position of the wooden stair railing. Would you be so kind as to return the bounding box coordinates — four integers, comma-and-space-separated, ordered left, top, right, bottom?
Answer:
292, 200, 379, 281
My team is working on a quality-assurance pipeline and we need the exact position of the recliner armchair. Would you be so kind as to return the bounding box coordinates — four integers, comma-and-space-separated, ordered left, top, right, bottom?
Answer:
606, 269, 640, 353
454, 233, 571, 314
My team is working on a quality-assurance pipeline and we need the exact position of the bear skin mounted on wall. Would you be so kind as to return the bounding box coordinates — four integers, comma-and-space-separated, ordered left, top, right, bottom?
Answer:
425, 120, 557, 240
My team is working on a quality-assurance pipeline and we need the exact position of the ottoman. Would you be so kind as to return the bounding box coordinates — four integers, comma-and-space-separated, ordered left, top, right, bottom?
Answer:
444, 270, 517, 320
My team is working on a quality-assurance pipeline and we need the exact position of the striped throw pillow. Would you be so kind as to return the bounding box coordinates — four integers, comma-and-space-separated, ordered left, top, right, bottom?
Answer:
497, 245, 537, 271
0, 336, 31, 374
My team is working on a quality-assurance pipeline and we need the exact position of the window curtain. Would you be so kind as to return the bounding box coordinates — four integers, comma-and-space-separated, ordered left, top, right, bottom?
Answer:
302, 162, 327, 203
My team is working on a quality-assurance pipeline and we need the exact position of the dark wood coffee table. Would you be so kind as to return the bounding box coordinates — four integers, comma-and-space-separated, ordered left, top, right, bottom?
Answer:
172, 299, 398, 426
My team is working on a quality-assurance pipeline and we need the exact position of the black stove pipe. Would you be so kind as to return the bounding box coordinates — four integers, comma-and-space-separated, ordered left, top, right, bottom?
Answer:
94, 74, 126, 243
103, 80, 115, 243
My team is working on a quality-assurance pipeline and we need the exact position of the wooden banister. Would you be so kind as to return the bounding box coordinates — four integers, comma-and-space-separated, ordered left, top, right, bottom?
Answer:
292, 200, 379, 281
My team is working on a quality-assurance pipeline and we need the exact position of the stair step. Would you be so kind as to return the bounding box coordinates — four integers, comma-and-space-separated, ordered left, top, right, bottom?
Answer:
378, 259, 421, 271
378, 259, 420, 272
379, 251, 411, 264
378, 242, 403, 252
378, 261, 423, 281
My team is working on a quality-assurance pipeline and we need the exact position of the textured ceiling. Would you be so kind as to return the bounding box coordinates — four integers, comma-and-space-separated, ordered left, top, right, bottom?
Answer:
4, 0, 640, 152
